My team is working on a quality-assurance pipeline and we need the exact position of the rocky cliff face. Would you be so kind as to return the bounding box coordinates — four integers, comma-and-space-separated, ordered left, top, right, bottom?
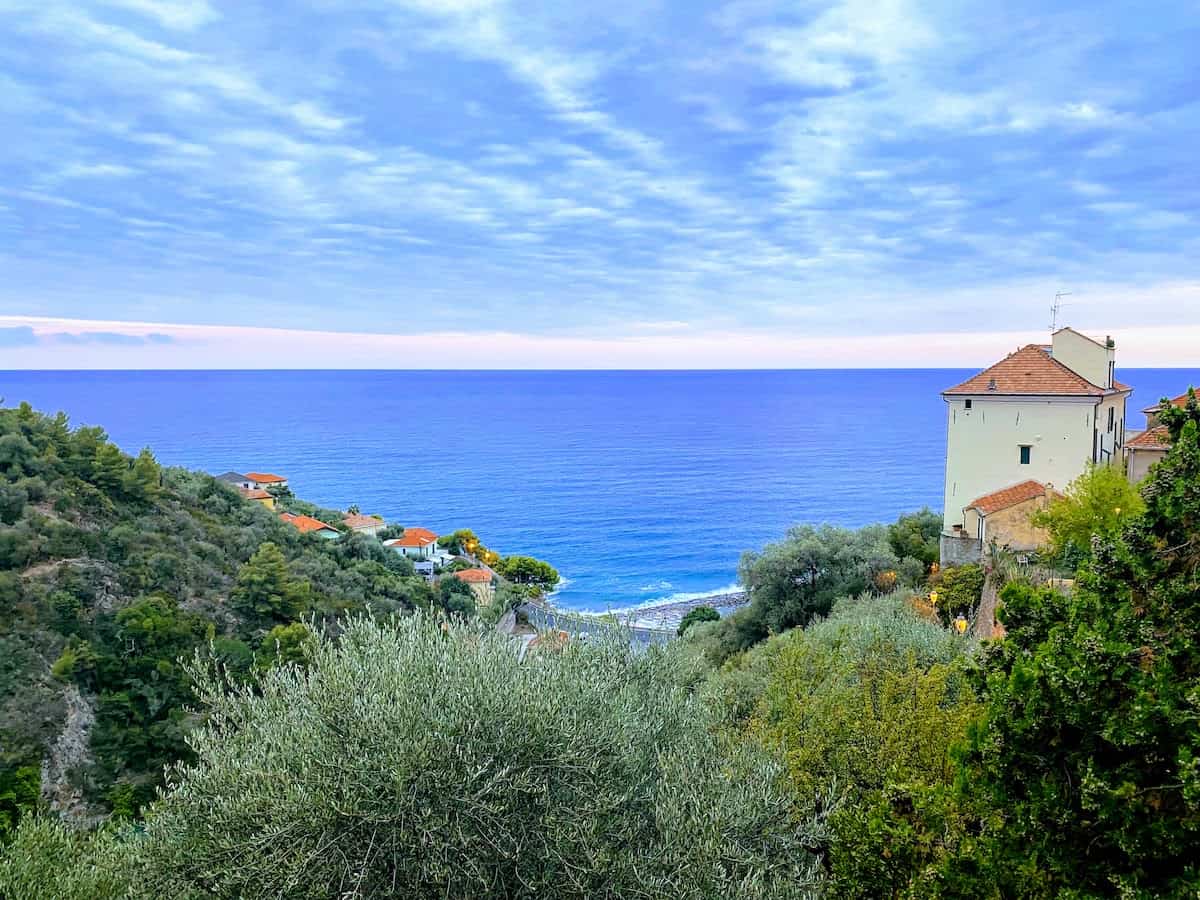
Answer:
41, 684, 98, 825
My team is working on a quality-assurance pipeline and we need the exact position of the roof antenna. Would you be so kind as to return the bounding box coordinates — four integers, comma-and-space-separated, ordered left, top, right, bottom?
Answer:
1050, 291, 1072, 333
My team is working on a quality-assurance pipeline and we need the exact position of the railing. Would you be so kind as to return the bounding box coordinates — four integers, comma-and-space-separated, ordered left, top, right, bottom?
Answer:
519, 601, 675, 646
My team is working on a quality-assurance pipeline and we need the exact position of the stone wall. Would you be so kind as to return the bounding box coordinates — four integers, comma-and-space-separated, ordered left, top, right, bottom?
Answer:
940, 532, 982, 566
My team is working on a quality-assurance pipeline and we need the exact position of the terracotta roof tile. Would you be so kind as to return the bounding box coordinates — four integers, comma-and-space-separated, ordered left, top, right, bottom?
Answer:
1141, 391, 1195, 416
279, 512, 337, 534
343, 513, 384, 529
452, 568, 494, 583
944, 344, 1115, 396
385, 527, 439, 548
238, 487, 272, 500
1126, 425, 1172, 450
245, 472, 287, 483
967, 480, 1058, 515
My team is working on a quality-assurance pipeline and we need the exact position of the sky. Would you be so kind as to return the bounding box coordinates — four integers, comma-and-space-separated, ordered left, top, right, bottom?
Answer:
0, 0, 1198, 368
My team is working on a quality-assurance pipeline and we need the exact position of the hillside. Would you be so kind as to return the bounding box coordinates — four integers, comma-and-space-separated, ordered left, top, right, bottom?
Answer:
0, 401, 436, 826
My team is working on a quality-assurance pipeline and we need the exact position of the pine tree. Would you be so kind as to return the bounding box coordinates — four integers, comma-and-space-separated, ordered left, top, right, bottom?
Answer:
122, 448, 161, 501
91, 443, 127, 494
231, 542, 308, 626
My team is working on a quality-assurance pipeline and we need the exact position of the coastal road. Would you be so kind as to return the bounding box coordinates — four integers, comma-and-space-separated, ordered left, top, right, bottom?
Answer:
519, 602, 675, 647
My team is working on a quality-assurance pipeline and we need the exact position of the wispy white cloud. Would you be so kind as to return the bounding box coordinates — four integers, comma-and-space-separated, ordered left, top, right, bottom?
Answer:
0, 0, 1195, 362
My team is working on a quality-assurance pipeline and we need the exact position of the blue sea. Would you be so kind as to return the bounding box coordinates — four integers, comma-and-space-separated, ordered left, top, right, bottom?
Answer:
1, 370, 1195, 611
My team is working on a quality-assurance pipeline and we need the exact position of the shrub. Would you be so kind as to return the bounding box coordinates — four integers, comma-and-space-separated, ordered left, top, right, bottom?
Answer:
677, 604, 720, 636
121, 615, 822, 899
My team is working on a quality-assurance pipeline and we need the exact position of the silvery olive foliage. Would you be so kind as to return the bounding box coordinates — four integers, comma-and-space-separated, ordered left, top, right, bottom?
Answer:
4, 614, 827, 899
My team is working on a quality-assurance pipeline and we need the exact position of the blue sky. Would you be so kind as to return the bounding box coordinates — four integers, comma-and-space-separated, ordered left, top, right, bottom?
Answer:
1, 0, 1198, 367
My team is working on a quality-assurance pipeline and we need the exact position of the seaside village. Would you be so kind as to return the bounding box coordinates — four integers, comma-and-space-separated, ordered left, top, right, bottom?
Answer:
938, 326, 1189, 633
210, 325, 1191, 642
213, 471, 498, 609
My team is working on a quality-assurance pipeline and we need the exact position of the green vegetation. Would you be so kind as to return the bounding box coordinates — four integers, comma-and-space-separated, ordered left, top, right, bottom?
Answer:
6, 393, 1200, 897
929, 562, 985, 623
677, 604, 720, 636
0, 402, 437, 825
493, 554, 560, 592
1031, 462, 1145, 564
686, 515, 933, 664
2, 616, 822, 899
952, 393, 1200, 896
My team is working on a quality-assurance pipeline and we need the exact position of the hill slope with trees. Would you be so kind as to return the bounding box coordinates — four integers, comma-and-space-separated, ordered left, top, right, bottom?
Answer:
0, 402, 436, 825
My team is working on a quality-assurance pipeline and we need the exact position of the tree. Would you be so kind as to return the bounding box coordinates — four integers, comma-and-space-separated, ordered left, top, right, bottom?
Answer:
438, 575, 476, 619
121, 448, 161, 502
1031, 462, 1145, 562
886, 507, 942, 571
677, 605, 720, 637
230, 542, 310, 626
956, 391, 1200, 896
91, 443, 127, 494
495, 555, 560, 591
257, 622, 314, 670
100, 616, 822, 898
723, 524, 899, 656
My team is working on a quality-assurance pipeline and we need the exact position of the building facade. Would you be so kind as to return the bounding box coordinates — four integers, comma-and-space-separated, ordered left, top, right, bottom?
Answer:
941, 328, 1130, 562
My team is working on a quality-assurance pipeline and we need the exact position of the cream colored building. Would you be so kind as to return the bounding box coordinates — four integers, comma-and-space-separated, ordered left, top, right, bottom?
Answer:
940, 328, 1130, 562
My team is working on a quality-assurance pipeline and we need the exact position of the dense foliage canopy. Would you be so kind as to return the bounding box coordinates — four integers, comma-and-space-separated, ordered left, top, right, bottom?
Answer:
2, 616, 824, 899
0, 402, 436, 824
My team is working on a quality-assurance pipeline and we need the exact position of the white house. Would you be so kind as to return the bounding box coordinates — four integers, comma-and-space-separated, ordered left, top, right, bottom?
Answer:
940, 327, 1130, 563
384, 527, 443, 560
343, 512, 386, 537
244, 472, 288, 490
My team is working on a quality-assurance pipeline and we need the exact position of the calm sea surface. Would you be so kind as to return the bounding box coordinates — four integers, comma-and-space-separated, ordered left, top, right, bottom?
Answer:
1, 369, 1195, 611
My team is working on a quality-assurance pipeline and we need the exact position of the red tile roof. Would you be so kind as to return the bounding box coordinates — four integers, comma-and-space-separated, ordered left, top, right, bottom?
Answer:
245, 472, 287, 484
943, 344, 1120, 397
1126, 425, 1172, 450
967, 480, 1058, 515
1141, 391, 1195, 416
238, 487, 272, 500
279, 512, 337, 534
452, 568, 494, 584
343, 513, 384, 530
386, 527, 438, 548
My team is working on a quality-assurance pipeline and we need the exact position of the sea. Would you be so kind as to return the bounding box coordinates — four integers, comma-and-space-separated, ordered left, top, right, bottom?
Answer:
1, 369, 1195, 612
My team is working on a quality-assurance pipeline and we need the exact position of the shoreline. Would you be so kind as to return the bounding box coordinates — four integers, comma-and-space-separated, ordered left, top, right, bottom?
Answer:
565, 590, 749, 632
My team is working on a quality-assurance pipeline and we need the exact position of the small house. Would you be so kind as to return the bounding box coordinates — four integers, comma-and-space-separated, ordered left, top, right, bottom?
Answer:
238, 486, 276, 510
962, 480, 1060, 553
384, 527, 441, 560
245, 472, 289, 490
216, 471, 254, 489
279, 512, 339, 539
343, 512, 386, 537
1126, 391, 1194, 483
451, 567, 496, 606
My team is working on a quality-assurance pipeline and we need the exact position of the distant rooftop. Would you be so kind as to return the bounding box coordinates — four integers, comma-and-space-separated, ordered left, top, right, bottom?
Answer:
280, 512, 336, 534
245, 472, 287, 483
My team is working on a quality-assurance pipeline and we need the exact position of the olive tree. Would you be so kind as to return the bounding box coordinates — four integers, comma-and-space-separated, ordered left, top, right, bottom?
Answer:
113, 615, 824, 899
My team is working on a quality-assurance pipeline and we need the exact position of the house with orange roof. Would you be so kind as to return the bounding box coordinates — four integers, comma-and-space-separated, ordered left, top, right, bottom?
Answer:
1125, 390, 1195, 482
238, 486, 276, 510
941, 327, 1131, 563
343, 512, 385, 537
962, 480, 1060, 554
245, 472, 288, 490
451, 567, 496, 606
279, 511, 339, 539
383, 527, 443, 560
